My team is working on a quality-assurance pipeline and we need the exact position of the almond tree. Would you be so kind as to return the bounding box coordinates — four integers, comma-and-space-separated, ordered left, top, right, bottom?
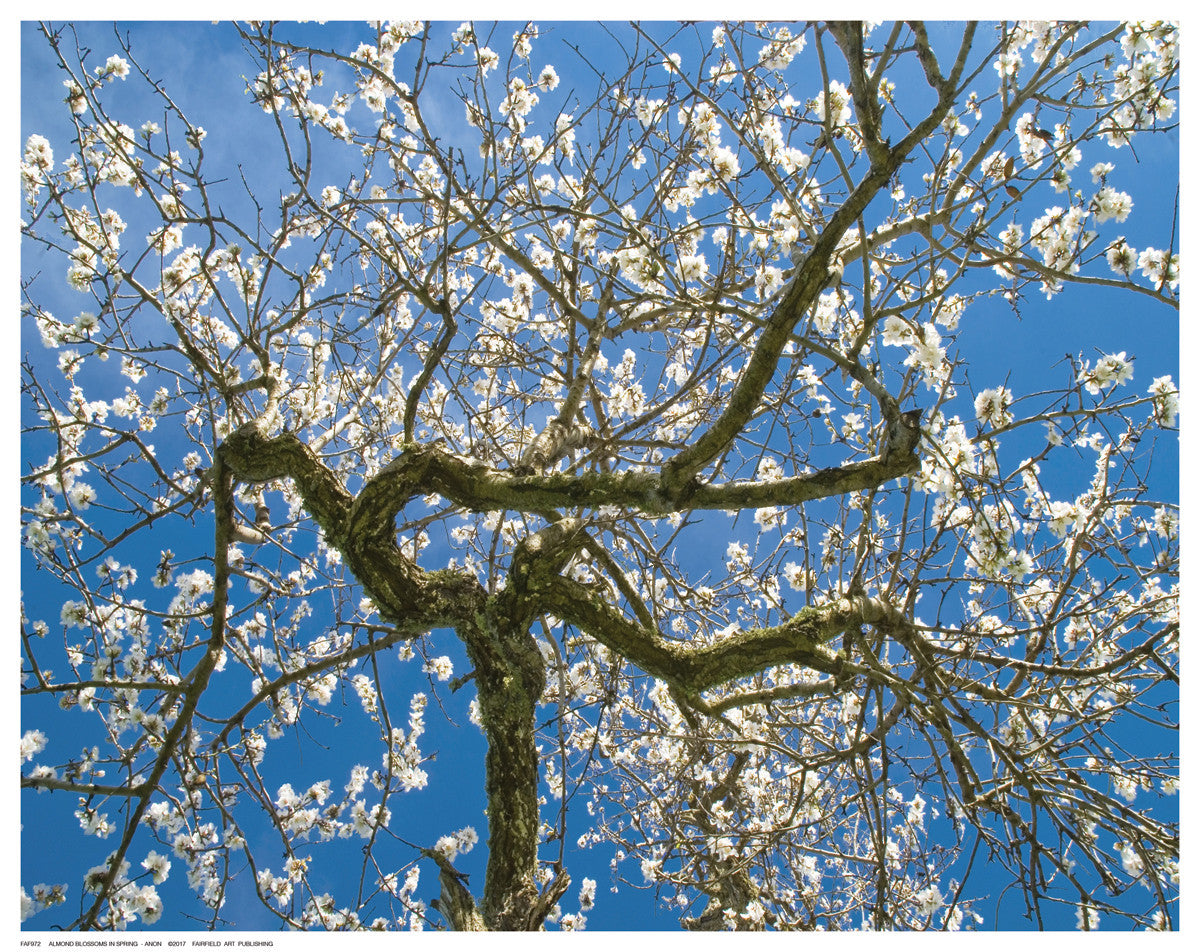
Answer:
21, 20, 1178, 931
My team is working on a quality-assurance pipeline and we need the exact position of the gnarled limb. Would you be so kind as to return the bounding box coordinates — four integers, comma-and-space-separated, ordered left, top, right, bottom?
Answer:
221, 424, 552, 930
541, 583, 929, 698
660, 26, 975, 495
225, 420, 921, 526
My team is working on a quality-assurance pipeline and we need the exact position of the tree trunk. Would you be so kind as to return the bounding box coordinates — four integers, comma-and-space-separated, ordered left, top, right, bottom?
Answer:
455, 600, 547, 930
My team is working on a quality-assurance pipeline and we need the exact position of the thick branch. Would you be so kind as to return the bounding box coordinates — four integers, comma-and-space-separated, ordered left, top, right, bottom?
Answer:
325, 428, 920, 527
659, 26, 971, 494
544, 582, 922, 697
828, 22, 889, 168
221, 425, 485, 629
221, 425, 352, 541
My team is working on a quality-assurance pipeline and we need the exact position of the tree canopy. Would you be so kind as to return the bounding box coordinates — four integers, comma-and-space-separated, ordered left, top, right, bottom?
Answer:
20, 20, 1178, 932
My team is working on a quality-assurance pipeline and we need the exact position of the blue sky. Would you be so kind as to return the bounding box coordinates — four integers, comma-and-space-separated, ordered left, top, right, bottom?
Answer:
16, 17, 1181, 934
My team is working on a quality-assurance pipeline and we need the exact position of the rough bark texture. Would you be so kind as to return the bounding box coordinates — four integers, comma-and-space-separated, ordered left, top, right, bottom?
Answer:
207, 34, 973, 927
217, 413, 926, 928
465, 602, 546, 930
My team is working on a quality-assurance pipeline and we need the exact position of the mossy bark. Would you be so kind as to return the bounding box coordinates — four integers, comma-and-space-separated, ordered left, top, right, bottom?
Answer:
209, 34, 973, 921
